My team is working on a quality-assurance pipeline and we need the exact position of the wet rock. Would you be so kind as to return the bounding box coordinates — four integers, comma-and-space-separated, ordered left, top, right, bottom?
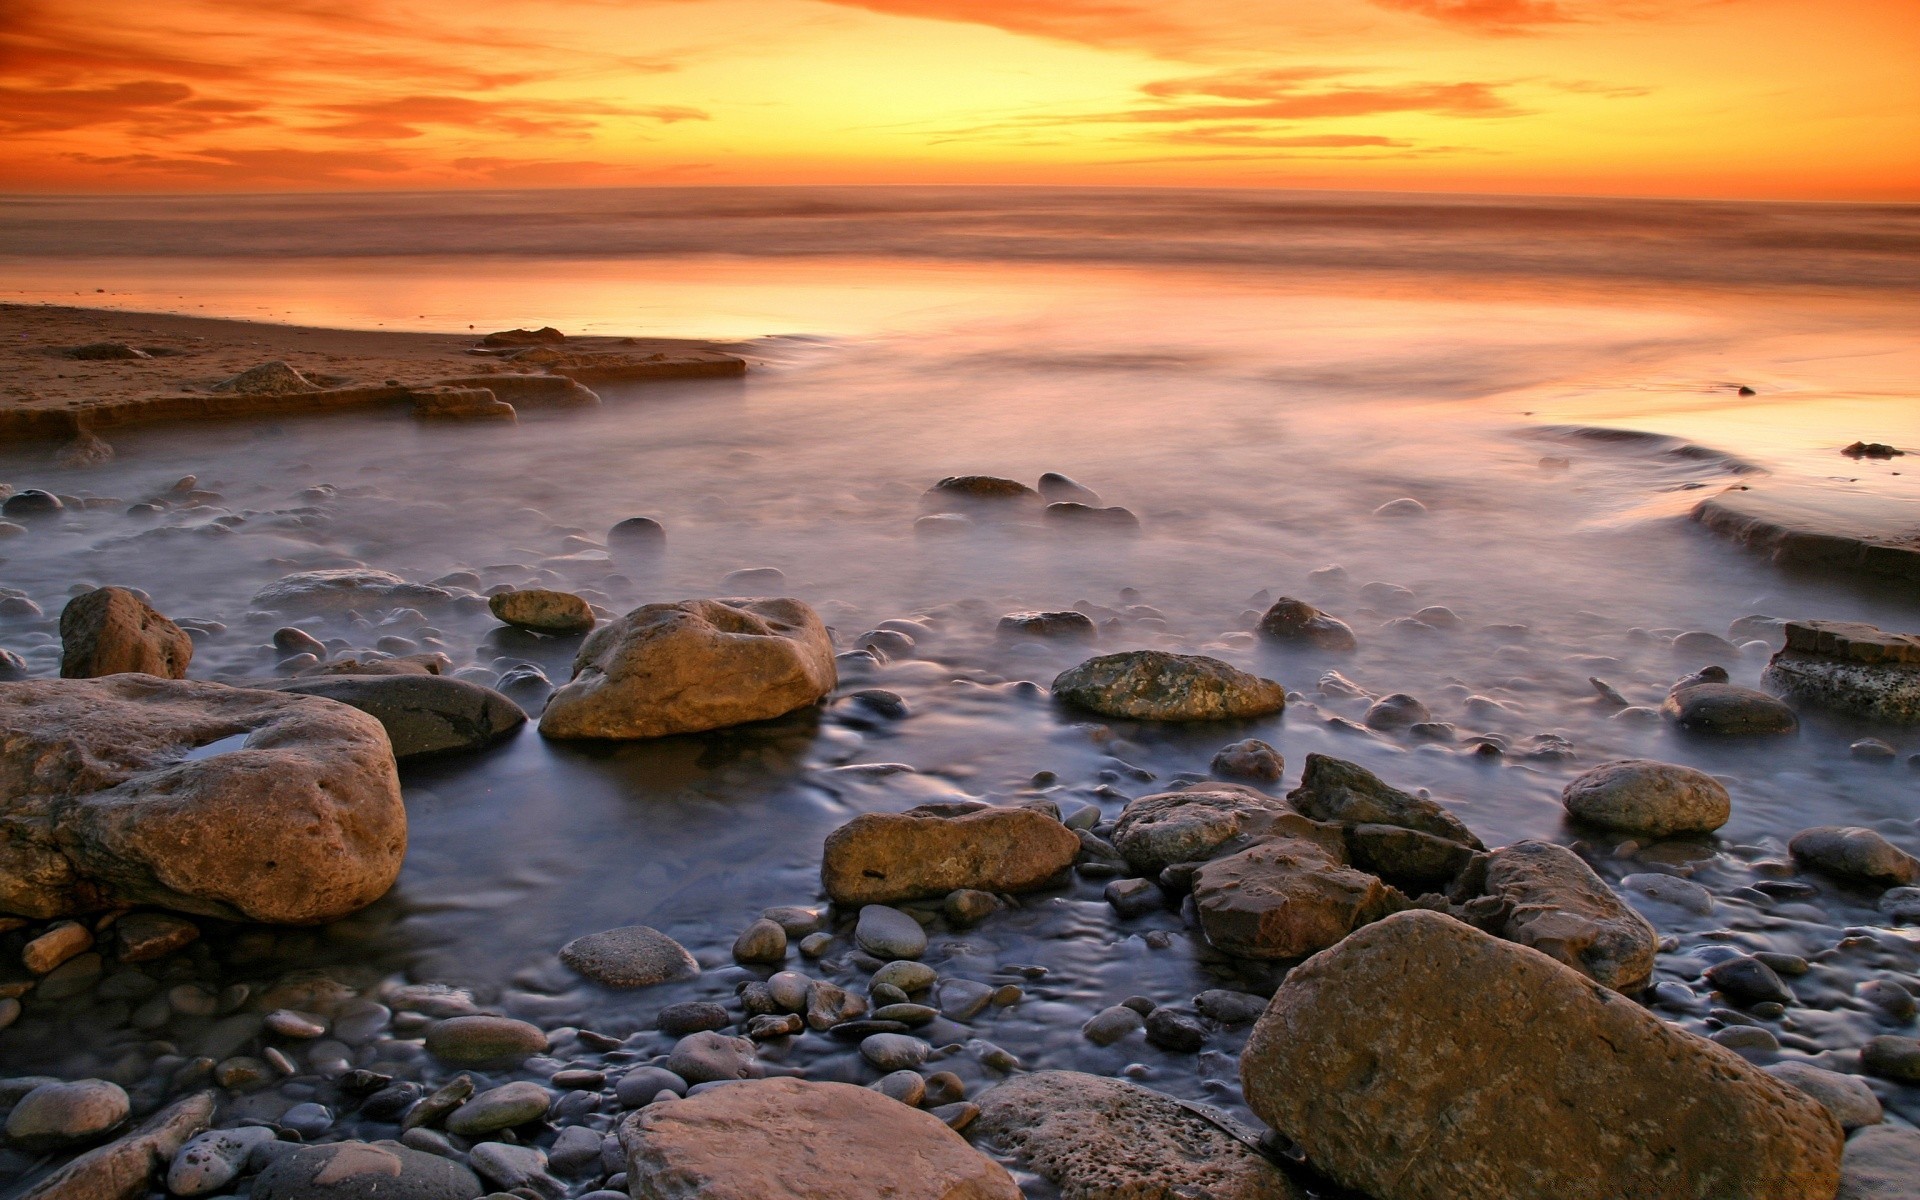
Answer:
731, 918, 788, 964
1790, 827, 1919, 887
1103, 876, 1163, 918
5, 1079, 129, 1150
444, 1081, 551, 1135
1705, 956, 1794, 1006
820, 805, 1078, 905
1483, 841, 1657, 993
1143, 1008, 1206, 1052
614, 1067, 687, 1107
2, 490, 62, 518
657, 1001, 730, 1036
607, 516, 666, 549
0, 676, 403, 924
1363, 693, 1430, 731
1037, 473, 1100, 505
1241, 910, 1842, 1200
1191, 833, 1403, 960
1111, 783, 1300, 874
665, 1031, 755, 1084
1052, 651, 1285, 722
1839, 1123, 1920, 1200
1286, 754, 1482, 848
996, 610, 1096, 639
424, 1015, 548, 1068
254, 1141, 483, 1200
1662, 668, 1797, 734
1561, 759, 1731, 837
252, 570, 451, 615
1862, 1035, 1920, 1084
538, 597, 835, 739
16, 1091, 213, 1200
1081, 1005, 1143, 1045
860, 1033, 930, 1071
1620, 873, 1714, 914
559, 925, 700, 988
974, 1070, 1300, 1200
488, 589, 595, 636
804, 980, 868, 1032
1210, 737, 1282, 782
921, 476, 1040, 513
1194, 989, 1268, 1026
1765, 1062, 1881, 1131
1853, 738, 1899, 759
113, 911, 200, 962
1345, 823, 1477, 892
167, 1126, 279, 1196
1044, 502, 1139, 530
1764, 620, 1920, 724
1256, 598, 1357, 651
855, 906, 927, 960
275, 674, 524, 760
0, 649, 28, 681
944, 888, 1001, 925
59, 588, 193, 680
467, 1142, 554, 1195
619, 1076, 1019, 1199
22, 920, 92, 973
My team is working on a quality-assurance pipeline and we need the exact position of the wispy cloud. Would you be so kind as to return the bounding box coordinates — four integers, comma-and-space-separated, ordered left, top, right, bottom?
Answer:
309, 95, 706, 141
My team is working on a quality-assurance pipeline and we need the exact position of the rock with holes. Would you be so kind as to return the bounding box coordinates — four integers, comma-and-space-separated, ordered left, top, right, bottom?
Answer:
59, 588, 193, 680
820, 804, 1079, 906
1481, 840, 1657, 993
539, 598, 835, 739
0, 675, 404, 924
1764, 620, 1920, 725
1241, 910, 1843, 1200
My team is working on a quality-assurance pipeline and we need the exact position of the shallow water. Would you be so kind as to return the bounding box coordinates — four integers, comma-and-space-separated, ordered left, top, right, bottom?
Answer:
2, 188, 1920, 1192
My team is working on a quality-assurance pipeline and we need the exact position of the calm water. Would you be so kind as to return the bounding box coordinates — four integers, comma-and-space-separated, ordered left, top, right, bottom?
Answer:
2, 188, 1919, 1188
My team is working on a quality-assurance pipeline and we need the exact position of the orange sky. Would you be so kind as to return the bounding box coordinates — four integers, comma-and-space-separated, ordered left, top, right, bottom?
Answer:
1, 0, 1916, 198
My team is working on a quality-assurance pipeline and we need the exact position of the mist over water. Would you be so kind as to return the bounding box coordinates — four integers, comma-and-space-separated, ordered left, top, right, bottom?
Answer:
3, 187, 1919, 1180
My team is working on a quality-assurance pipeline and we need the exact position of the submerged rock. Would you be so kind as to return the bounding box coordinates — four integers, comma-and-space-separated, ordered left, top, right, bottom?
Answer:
1210, 737, 1283, 782
619, 1077, 1020, 1200
1837, 1123, 1920, 1200
0, 676, 404, 924
488, 588, 596, 635
559, 925, 700, 988
5, 1079, 129, 1150
424, 1015, 549, 1068
1256, 598, 1357, 651
1482, 840, 1657, 993
1044, 502, 1139, 529
539, 597, 835, 739
1241, 910, 1843, 1200
996, 610, 1096, 639
1037, 472, 1100, 505
974, 1070, 1301, 1200
275, 674, 525, 760
1662, 667, 1797, 734
1111, 784, 1299, 874
252, 569, 451, 615
1286, 754, 1482, 848
1763, 619, 1920, 724
1560, 759, 1731, 837
1789, 827, 1920, 887
1052, 651, 1285, 722
59, 587, 192, 680
921, 476, 1040, 514
820, 804, 1079, 905
1192, 833, 1403, 960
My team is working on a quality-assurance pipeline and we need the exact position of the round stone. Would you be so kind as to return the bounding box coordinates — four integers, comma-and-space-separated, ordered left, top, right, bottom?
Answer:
423, 1015, 549, 1068
666, 1031, 756, 1085
855, 906, 928, 960
4, 1079, 129, 1149
860, 1033, 931, 1071
445, 1081, 552, 1135
732, 918, 788, 964
559, 925, 700, 988
1561, 759, 1731, 837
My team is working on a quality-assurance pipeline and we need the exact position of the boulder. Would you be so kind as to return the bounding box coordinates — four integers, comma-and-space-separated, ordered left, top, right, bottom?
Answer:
1210, 738, 1283, 782
59, 588, 192, 680
488, 589, 595, 636
1764, 620, 1920, 724
252, 1141, 483, 1200
274, 674, 525, 760
1192, 834, 1402, 960
1051, 651, 1285, 722
1256, 598, 1357, 651
558, 925, 700, 988
1241, 910, 1843, 1200
0, 676, 405, 924
820, 805, 1079, 906
538, 598, 835, 739
1482, 840, 1657, 993
1790, 827, 1919, 887
1286, 754, 1482, 848
618, 1077, 1019, 1200
1662, 668, 1797, 733
1561, 759, 1731, 837
1344, 823, 1478, 892
252, 570, 451, 615
973, 1071, 1302, 1200
16, 1091, 213, 1200
1110, 784, 1299, 874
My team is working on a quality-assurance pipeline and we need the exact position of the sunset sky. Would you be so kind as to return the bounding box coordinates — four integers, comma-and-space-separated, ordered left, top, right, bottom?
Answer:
1, 0, 1915, 199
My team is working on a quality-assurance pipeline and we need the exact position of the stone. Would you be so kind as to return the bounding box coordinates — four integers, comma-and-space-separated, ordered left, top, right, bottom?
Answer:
1790, 827, 1919, 887
1052, 651, 1285, 722
1766, 624, 1920, 723
3, 490, 62, 518
69, 342, 149, 360
1861, 1036, 1920, 1083
539, 598, 835, 739
996, 610, 1096, 639
619, 1077, 1019, 1199
280, 1104, 334, 1139
1191, 834, 1401, 960
1621, 873, 1714, 914
1144, 1008, 1206, 1052
658, 1001, 730, 1035
0, 676, 404, 924
1345, 823, 1478, 892
871, 960, 936, 993
113, 911, 200, 961
974, 1071, 1301, 1200
423, 1015, 548, 1068
559, 925, 700, 987
666, 1031, 756, 1084
1483, 840, 1657, 993
1363, 693, 1430, 731
1286, 754, 1482, 848
804, 980, 868, 1032
1037, 473, 1100, 504
488, 589, 595, 636
252, 570, 451, 615
1662, 670, 1798, 734
1765, 1062, 1881, 1130
820, 805, 1078, 906
59, 588, 193, 680
860, 1033, 930, 1070
936, 978, 995, 1021
1112, 783, 1302, 874
1044, 502, 1139, 529
1561, 759, 1731, 837
253, 1141, 483, 1200
855, 905, 927, 960
1256, 598, 1357, 651
921, 476, 1040, 512
481, 326, 565, 346
444, 1081, 552, 1135
6, 1079, 129, 1149
16, 1091, 213, 1200
1081, 1005, 1143, 1045
1211, 738, 1283, 782
614, 1067, 688, 1107
167, 1126, 279, 1196
274, 674, 524, 760
1838, 1124, 1920, 1200
1242, 910, 1843, 1200
1194, 989, 1268, 1026
466, 1142, 552, 1194
1705, 956, 1794, 1006
212, 361, 320, 394
22, 920, 93, 973
731, 918, 788, 963
1103, 876, 1163, 918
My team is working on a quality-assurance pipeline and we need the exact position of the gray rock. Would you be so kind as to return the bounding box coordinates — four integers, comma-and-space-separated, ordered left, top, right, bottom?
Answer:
1662, 671, 1798, 734
6, 1079, 130, 1150
1344, 823, 1479, 892
1194, 989, 1268, 1027
1211, 738, 1283, 782
1037, 473, 1100, 505
466, 1142, 553, 1194
252, 1141, 485, 1200
1839, 1123, 1920, 1200
614, 1067, 688, 1108
1765, 1062, 1882, 1131
279, 1103, 333, 1139
1363, 693, 1430, 731
1620, 872, 1714, 915
997, 611, 1096, 640
444, 1082, 550, 1135
423, 1016, 548, 1068
1791, 827, 1919, 887
1561, 759, 1731, 837
1287, 754, 1482, 848
1705, 956, 1794, 1006
666, 1031, 755, 1084
1081, 1006, 1143, 1045
1051, 651, 1285, 722
1144, 1008, 1207, 1052
167, 1126, 279, 1196
870, 1071, 926, 1106
559, 926, 700, 988
860, 1033, 931, 1071
1112, 783, 1299, 874
273, 675, 524, 760
1103, 876, 1164, 918
872, 961, 936, 994
252, 570, 451, 615
656, 1001, 730, 1036
936, 979, 995, 1022
546, 1125, 604, 1176
1483, 840, 1657, 993
855, 906, 927, 960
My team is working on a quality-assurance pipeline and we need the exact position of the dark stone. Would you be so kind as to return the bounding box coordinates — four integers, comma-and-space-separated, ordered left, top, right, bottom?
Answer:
1143, 1009, 1206, 1052
273, 674, 524, 759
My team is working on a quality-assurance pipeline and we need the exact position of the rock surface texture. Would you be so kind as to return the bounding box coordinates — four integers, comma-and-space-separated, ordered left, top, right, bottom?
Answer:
1764, 619, 1920, 724
16, 1092, 213, 1200
618, 1076, 1020, 1199
1111, 784, 1298, 875
274, 674, 524, 760
1481, 840, 1658, 993
1241, 910, 1843, 1200
820, 804, 1080, 905
1051, 651, 1285, 722
539, 598, 835, 739
1286, 754, 1482, 848
1560, 759, 1731, 836
1192, 832, 1403, 960
59, 588, 193, 680
0, 676, 405, 923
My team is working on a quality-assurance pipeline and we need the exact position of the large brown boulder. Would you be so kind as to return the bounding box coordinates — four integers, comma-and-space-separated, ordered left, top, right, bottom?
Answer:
1482, 840, 1657, 993
619, 1077, 1019, 1199
0, 676, 405, 924
1051, 651, 1285, 722
539, 598, 835, 739
1241, 910, 1843, 1200
821, 803, 1079, 905
1192, 834, 1403, 959
59, 588, 192, 680
1111, 784, 1298, 875
973, 1070, 1302, 1200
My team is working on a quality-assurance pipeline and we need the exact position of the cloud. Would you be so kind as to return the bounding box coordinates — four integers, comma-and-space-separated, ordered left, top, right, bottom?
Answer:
1135, 69, 1524, 119
308, 95, 707, 141
1370, 0, 1578, 33
66, 145, 416, 183
809, 0, 1198, 52
0, 80, 268, 135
